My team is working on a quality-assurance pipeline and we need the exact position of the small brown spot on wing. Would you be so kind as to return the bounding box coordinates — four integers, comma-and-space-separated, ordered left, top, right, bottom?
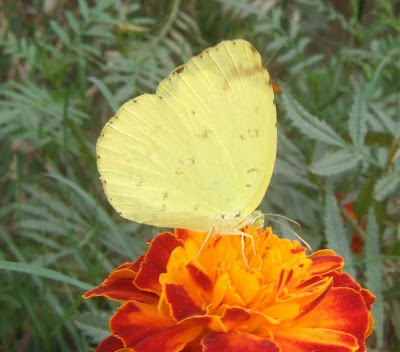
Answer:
247, 168, 258, 173
200, 129, 212, 138
229, 63, 264, 78
240, 129, 259, 140
160, 204, 166, 212
194, 204, 199, 211
180, 157, 195, 166
246, 184, 252, 188
172, 66, 185, 75
137, 177, 144, 187
163, 192, 168, 200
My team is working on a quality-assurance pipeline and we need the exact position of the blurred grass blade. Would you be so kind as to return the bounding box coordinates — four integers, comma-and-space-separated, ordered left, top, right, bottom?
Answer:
324, 194, 356, 278
0, 260, 93, 291
74, 312, 110, 343
365, 209, 384, 348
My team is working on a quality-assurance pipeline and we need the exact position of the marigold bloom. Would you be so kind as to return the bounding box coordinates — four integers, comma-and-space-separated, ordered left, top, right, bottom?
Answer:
83, 226, 375, 352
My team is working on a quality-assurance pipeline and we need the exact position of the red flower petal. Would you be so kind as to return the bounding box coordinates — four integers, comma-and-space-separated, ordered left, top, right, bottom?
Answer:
360, 289, 376, 310
202, 332, 280, 352
131, 254, 145, 272
289, 287, 370, 352
187, 263, 213, 292
111, 301, 173, 346
330, 272, 376, 310
309, 253, 344, 276
135, 232, 182, 293
275, 328, 358, 352
96, 335, 124, 352
165, 284, 205, 321
83, 279, 158, 303
221, 307, 252, 331
83, 267, 158, 304
132, 325, 203, 352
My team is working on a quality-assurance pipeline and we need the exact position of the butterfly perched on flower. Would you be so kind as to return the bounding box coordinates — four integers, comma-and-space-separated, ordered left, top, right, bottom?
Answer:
97, 39, 276, 234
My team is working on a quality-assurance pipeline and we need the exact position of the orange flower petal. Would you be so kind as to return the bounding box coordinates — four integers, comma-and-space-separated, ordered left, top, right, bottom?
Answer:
202, 332, 280, 352
165, 284, 205, 321
96, 335, 124, 352
275, 328, 358, 352
135, 232, 182, 294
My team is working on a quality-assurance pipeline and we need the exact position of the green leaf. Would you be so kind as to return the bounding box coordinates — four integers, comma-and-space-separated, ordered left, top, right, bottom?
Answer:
281, 89, 346, 147
0, 260, 93, 290
66, 11, 81, 34
324, 194, 356, 277
348, 86, 368, 148
309, 149, 362, 175
371, 104, 400, 138
88, 77, 118, 113
78, 0, 90, 20
374, 172, 400, 201
50, 21, 71, 46
365, 209, 384, 348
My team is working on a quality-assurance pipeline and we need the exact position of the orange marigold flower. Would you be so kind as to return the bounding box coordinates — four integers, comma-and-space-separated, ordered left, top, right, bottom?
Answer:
83, 227, 375, 352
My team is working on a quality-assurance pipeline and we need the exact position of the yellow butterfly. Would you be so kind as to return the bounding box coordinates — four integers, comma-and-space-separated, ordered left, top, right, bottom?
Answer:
97, 39, 277, 234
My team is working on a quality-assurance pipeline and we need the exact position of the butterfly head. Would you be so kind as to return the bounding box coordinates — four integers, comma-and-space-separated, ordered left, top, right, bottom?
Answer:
212, 210, 264, 234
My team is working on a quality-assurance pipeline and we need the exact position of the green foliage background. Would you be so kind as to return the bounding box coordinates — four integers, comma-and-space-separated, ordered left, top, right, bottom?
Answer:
0, 0, 399, 350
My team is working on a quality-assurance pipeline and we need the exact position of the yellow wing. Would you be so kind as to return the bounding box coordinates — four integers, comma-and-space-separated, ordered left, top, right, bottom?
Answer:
97, 39, 277, 232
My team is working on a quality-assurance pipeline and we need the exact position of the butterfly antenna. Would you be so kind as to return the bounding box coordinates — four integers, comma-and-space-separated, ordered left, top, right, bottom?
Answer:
264, 213, 301, 230
266, 217, 312, 253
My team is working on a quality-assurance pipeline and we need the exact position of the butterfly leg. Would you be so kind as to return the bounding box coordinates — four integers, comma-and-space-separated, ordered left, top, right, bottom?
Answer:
191, 225, 214, 262
221, 231, 256, 268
